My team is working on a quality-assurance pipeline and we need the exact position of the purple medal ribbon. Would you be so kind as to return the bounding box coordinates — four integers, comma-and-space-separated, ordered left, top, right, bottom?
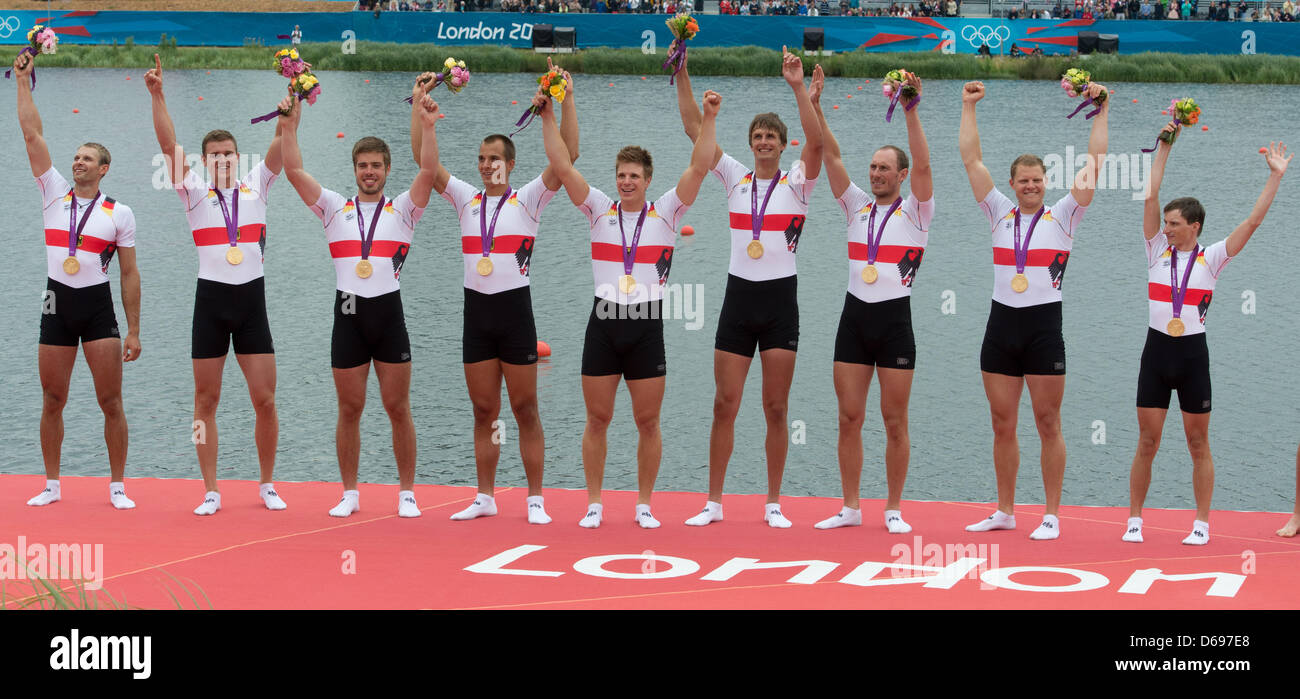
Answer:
354, 195, 386, 260
662, 41, 688, 85
67, 191, 102, 259
250, 109, 282, 125
510, 106, 538, 138
1013, 206, 1046, 275
1168, 243, 1200, 322
1066, 87, 1104, 120
865, 197, 904, 265
212, 186, 241, 249
750, 170, 782, 244
617, 202, 649, 278
884, 90, 920, 124
479, 188, 512, 260
5, 47, 37, 89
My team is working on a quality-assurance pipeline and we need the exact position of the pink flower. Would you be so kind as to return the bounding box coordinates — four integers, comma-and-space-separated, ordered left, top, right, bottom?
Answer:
882, 84, 893, 97
306, 85, 321, 105
1066, 89, 1078, 98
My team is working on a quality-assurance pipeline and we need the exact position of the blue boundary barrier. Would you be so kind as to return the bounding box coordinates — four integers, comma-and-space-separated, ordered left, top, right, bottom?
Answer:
0, 11, 1294, 55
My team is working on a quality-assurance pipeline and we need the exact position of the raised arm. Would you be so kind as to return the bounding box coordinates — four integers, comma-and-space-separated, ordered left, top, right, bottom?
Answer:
1224, 142, 1291, 257
783, 46, 822, 180
144, 54, 188, 187
958, 81, 994, 202
277, 92, 323, 206
809, 64, 850, 199
409, 95, 440, 209
13, 53, 51, 176
1142, 122, 1177, 240
262, 117, 285, 176
542, 68, 581, 191
538, 90, 589, 206
904, 76, 933, 203
406, 72, 451, 195
1070, 81, 1109, 207
672, 41, 723, 168
116, 246, 142, 362
676, 90, 721, 207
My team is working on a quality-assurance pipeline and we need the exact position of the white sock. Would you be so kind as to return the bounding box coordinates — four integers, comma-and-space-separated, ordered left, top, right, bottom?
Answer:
526, 495, 552, 525
1030, 514, 1060, 540
328, 489, 360, 518
193, 491, 221, 516
109, 482, 135, 510
814, 506, 861, 530
1122, 516, 1144, 543
260, 483, 287, 511
966, 510, 1015, 532
398, 490, 421, 518
635, 504, 661, 529
884, 509, 912, 534
684, 500, 723, 526
765, 503, 792, 529
450, 493, 497, 521
27, 480, 61, 507
578, 503, 603, 529
1182, 519, 1210, 545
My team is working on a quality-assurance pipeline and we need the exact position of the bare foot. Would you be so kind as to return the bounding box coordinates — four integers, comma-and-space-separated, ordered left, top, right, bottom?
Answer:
1278, 514, 1300, 537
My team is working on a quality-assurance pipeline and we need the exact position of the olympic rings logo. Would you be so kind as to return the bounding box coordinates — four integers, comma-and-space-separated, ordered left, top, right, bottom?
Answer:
961, 24, 1012, 49
0, 16, 22, 39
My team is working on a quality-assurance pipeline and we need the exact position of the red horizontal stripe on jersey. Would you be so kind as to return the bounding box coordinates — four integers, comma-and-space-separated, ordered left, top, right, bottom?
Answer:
591, 242, 674, 264
847, 243, 923, 264
328, 240, 411, 259
729, 212, 803, 232
992, 247, 1069, 266
461, 234, 534, 255
192, 223, 266, 247
1148, 283, 1212, 308
44, 229, 113, 254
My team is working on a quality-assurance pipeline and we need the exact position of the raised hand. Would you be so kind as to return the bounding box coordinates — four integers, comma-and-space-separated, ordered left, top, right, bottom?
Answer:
809, 63, 824, 104
702, 89, 721, 118
144, 53, 164, 96
1263, 141, 1292, 175
781, 45, 804, 87
418, 94, 440, 127
962, 81, 984, 104
278, 86, 300, 126
908, 73, 923, 99
562, 69, 574, 98
413, 71, 437, 99
1159, 119, 1180, 143
1087, 81, 1109, 106
12, 52, 32, 79
532, 85, 552, 117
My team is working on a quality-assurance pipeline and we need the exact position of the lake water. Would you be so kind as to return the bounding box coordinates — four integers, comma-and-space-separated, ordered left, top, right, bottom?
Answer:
2, 68, 1296, 514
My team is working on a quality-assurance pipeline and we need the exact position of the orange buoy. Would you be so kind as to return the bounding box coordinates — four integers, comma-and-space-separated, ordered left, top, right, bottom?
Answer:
206, 70, 211, 74
537, 340, 552, 357
833, 105, 839, 110
1260, 146, 1268, 153
641, 76, 647, 80
72, 108, 79, 113
438, 113, 446, 119
608, 82, 614, 87
198, 96, 204, 101
681, 225, 695, 236
337, 132, 344, 138
511, 100, 517, 105
856, 86, 862, 90
1202, 125, 1208, 131
791, 139, 799, 146
125, 76, 131, 80
1131, 98, 1138, 103
1161, 110, 1168, 115
364, 79, 370, 83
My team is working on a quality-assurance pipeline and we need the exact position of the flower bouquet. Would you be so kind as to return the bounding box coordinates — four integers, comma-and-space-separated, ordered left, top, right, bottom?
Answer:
1061, 67, 1107, 120
404, 57, 471, 104
511, 67, 568, 137
663, 13, 699, 85
5, 24, 59, 88
882, 69, 920, 123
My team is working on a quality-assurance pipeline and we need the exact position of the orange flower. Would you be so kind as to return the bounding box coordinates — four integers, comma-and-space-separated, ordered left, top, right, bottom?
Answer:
541, 75, 551, 88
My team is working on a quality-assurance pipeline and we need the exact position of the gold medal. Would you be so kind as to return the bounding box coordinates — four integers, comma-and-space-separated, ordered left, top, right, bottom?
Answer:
63, 256, 80, 275
1011, 273, 1028, 293
747, 240, 764, 259
226, 247, 244, 265
1166, 318, 1185, 337
355, 260, 374, 279
619, 274, 637, 295
861, 264, 879, 284
477, 257, 494, 276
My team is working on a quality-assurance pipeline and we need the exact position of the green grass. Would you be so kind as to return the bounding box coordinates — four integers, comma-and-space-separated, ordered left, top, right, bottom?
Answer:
1, 564, 212, 610
29, 41, 1300, 83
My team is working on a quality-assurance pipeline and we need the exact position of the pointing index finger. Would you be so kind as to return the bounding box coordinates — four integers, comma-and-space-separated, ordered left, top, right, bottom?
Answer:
154, 53, 161, 73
